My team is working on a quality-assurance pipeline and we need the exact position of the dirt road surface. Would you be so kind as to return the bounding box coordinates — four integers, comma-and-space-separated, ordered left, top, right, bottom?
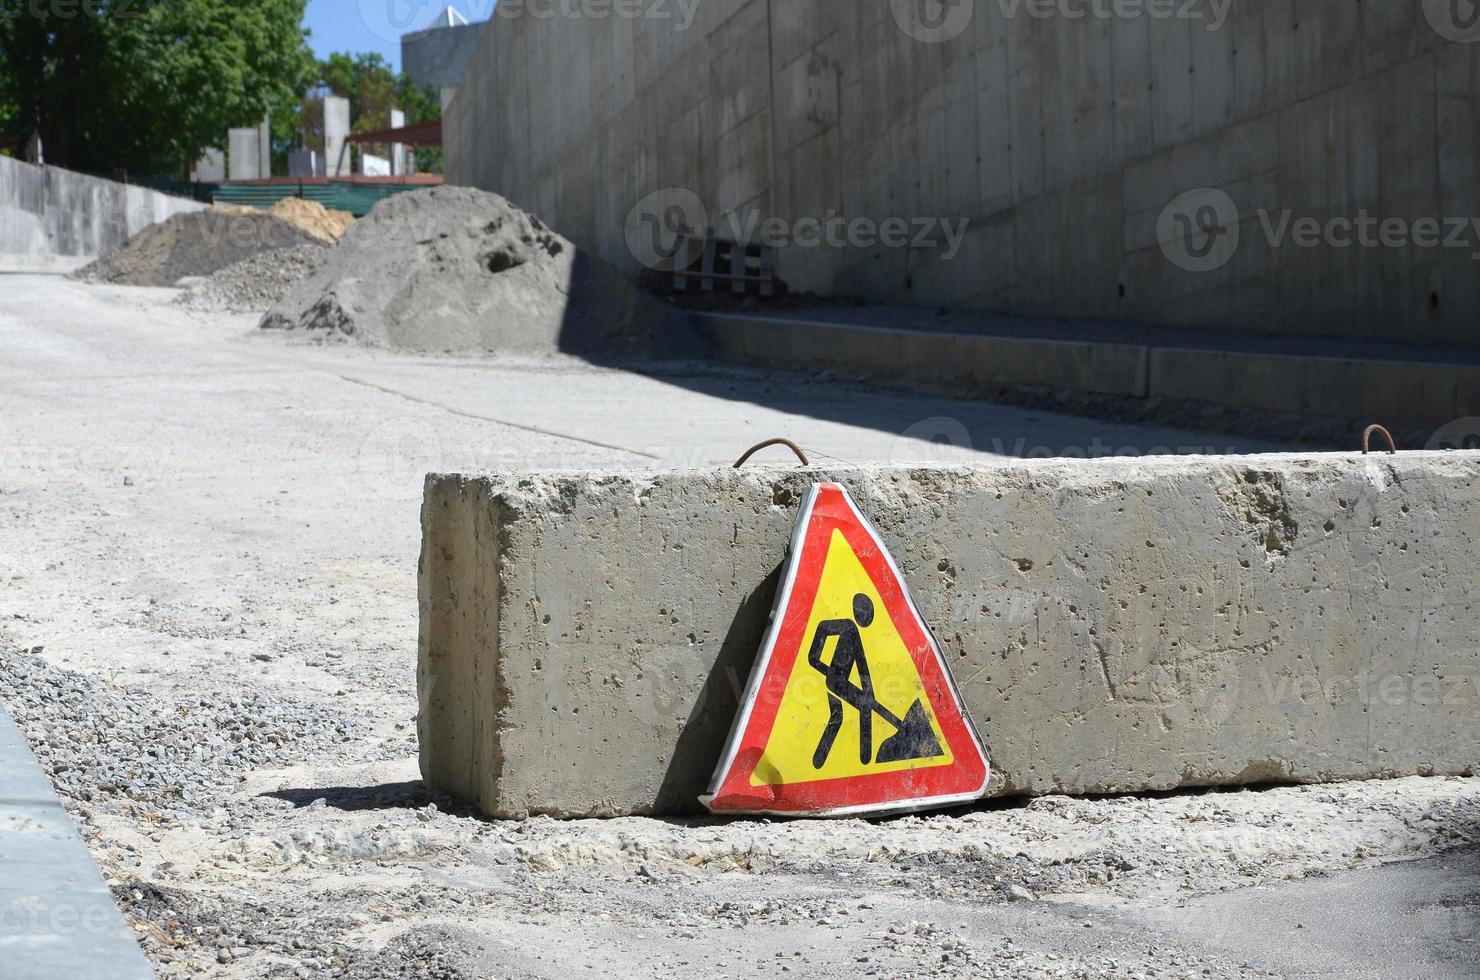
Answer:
3, 274, 1478, 979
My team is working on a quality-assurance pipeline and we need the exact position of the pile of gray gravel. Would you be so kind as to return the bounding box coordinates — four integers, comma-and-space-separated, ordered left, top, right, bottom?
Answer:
175, 243, 330, 315
260, 186, 707, 358
75, 206, 323, 288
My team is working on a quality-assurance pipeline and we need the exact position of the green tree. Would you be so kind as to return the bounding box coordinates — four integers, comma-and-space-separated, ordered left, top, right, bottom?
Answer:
0, 0, 315, 176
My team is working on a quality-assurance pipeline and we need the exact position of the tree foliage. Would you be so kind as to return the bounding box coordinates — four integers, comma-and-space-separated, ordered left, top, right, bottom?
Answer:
0, 1, 444, 177
0, 0, 315, 176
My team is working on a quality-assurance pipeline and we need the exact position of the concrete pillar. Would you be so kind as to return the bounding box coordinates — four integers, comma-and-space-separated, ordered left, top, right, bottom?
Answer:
389, 108, 406, 176
324, 96, 351, 178
191, 148, 225, 182
256, 115, 271, 179
227, 128, 260, 180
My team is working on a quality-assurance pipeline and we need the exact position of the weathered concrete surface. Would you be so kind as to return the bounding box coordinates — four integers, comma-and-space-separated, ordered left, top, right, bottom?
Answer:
0, 157, 203, 271
447, 2, 1480, 347
420, 454, 1480, 818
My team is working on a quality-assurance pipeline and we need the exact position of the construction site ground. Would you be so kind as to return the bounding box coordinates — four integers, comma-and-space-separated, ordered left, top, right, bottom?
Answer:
2, 274, 1478, 979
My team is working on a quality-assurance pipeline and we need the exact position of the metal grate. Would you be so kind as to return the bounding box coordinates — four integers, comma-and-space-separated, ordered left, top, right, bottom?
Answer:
673, 236, 776, 297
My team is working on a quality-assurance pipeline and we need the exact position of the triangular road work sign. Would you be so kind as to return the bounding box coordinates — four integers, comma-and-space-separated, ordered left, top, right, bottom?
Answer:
703, 483, 990, 817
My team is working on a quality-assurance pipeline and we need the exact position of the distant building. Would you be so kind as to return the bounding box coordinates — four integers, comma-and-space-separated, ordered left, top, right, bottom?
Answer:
401, 7, 483, 92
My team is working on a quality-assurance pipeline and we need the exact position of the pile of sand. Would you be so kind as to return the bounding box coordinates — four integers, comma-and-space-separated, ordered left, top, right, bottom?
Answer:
269, 197, 355, 244
259, 186, 706, 358
77, 206, 322, 287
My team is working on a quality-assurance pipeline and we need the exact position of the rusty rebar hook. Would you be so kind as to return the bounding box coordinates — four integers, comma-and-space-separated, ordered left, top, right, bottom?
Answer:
733, 438, 810, 469
1362, 425, 1397, 456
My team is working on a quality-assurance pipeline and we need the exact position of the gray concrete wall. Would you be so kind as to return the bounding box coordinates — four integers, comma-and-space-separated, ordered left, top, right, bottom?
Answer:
402, 21, 485, 91
420, 454, 1480, 819
446, 1, 1480, 347
0, 157, 204, 271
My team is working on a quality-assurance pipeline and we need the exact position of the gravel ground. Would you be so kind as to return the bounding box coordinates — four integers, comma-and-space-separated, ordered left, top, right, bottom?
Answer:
3, 275, 1478, 979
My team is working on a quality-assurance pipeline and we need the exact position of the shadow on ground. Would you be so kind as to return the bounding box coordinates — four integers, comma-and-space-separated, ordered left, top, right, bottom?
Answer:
263, 780, 478, 818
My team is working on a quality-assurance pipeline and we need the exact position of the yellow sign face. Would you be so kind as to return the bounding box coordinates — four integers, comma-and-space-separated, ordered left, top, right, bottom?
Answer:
704, 482, 990, 818
749, 529, 952, 788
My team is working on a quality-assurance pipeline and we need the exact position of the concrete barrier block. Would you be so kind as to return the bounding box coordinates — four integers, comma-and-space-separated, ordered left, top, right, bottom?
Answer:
419, 455, 1480, 819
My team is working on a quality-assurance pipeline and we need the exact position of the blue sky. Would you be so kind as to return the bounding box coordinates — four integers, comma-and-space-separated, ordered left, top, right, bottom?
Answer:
302, 0, 491, 71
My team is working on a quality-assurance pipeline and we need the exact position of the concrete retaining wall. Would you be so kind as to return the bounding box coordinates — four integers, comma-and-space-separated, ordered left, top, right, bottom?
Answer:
446, 2, 1480, 347
0, 157, 204, 271
694, 311, 1480, 434
419, 454, 1480, 819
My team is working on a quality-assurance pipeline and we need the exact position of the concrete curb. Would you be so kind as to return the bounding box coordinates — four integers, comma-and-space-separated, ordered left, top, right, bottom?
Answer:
694, 311, 1480, 433
0, 704, 153, 979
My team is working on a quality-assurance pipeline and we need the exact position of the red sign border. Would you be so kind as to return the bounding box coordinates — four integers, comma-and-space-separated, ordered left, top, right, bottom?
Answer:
702, 483, 990, 817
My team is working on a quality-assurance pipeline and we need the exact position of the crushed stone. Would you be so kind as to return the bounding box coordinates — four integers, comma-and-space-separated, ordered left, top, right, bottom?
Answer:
76, 206, 322, 288
175, 244, 329, 315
